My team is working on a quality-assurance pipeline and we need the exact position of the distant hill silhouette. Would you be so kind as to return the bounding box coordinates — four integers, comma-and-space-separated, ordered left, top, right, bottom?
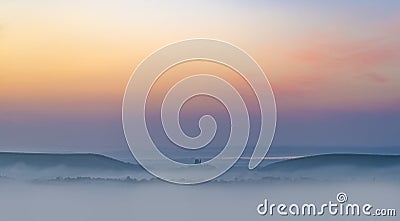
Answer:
261, 153, 400, 171
0, 152, 399, 183
255, 154, 400, 182
0, 152, 139, 170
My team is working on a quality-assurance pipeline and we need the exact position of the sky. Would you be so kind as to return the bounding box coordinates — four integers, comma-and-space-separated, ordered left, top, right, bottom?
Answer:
0, 0, 399, 154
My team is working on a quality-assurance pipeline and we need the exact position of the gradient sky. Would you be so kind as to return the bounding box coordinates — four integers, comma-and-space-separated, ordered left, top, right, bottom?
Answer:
0, 0, 399, 153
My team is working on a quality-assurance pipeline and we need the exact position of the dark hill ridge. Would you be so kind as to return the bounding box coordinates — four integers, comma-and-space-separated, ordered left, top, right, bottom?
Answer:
260, 153, 400, 172
0, 152, 140, 171
253, 153, 400, 182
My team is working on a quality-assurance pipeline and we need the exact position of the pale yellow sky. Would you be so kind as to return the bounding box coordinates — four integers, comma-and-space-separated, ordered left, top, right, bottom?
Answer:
1, 0, 400, 151
1, 0, 399, 116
